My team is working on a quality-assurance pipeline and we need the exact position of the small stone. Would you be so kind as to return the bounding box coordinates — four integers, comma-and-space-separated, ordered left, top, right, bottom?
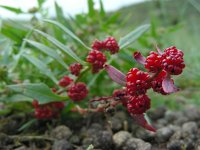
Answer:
183, 105, 200, 121
182, 122, 198, 137
174, 116, 189, 126
109, 117, 122, 132
125, 138, 151, 150
52, 140, 73, 150
148, 106, 166, 120
113, 131, 131, 148
135, 128, 155, 142
155, 127, 174, 143
51, 125, 72, 140
69, 135, 80, 144
167, 140, 184, 150
14, 146, 28, 150
165, 111, 182, 123
97, 131, 114, 150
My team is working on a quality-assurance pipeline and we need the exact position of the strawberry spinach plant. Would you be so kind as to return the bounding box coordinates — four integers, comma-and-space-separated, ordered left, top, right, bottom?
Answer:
6, 22, 185, 131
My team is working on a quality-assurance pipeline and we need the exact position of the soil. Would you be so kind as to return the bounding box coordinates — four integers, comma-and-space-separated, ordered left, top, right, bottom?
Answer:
1, 105, 200, 150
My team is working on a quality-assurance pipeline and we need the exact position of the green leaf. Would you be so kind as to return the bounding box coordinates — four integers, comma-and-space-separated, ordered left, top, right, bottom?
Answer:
119, 24, 150, 49
99, 0, 105, 17
23, 54, 58, 84
11, 28, 34, 71
25, 39, 68, 69
34, 29, 85, 65
88, 0, 95, 17
43, 19, 91, 50
0, 5, 23, 14
18, 119, 37, 132
7, 83, 68, 104
37, 0, 45, 8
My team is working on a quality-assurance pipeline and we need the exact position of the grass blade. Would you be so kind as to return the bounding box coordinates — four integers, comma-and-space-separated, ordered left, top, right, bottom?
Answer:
43, 19, 91, 50
23, 54, 58, 84
119, 24, 150, 49
25, 39, 68, 69
34, 29, 85, 65
7, 83, 68, 104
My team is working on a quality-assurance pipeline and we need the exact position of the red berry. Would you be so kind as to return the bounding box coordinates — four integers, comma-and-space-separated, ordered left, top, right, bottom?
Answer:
151, 71, 169, 95
127, 94, 151, 114
86, 50, 107, 73
69, 63, 83, 76
32, 99, 39, 108
145, 51, 163, 73
51, 102, 65, 109
59, 76, 73, 87
162, 46, 185, 75
33, 101, 65, 119
104, 37, 119, 54
67, 82, 88, 101
92, 39, 105, 51
126, 68, 150, 96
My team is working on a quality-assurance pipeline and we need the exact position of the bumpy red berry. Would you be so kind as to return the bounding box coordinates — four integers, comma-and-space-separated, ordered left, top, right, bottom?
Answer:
162, 46, 185, 75
92, 39, 105, 51
59, 76, 73, 87
32, 100, 65, 119
127, 94, 151, 114
86, 50, 107, 73
67, 82, 88, 101
126, 68, 150, 96
151, 71, 168, 95
104, 37, 119, 54
69, 63, 82, 76
145, 51, 163, 73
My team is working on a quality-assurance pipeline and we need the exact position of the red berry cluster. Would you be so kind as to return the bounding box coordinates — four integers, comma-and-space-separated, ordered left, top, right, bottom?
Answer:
87, 37, 119, 73
58, 76, 88, 101
67, 82, 88, 101
59, 76, 73, 87
32, 100, 65, 119
91, 37, 119, 54
124, 46, 185, 114
86, 50, 107, 73
69, 63, 83, 76
162, 46, 185, 75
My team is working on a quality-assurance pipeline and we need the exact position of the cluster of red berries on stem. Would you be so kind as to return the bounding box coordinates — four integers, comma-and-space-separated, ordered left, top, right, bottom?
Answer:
125, 46, 185, 115
33, 62, 88, 119
86, 37, 119, 73
32, 99, 65, 119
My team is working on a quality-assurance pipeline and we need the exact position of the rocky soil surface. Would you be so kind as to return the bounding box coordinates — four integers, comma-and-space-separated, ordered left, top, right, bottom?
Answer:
1, 105, 200, 150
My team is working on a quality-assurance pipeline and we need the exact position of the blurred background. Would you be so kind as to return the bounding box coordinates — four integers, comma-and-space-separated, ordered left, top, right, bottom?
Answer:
0, 0, 200, 110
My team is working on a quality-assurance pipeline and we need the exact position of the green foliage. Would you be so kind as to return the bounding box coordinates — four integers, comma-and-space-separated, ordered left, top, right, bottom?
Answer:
7, 83, 68, 104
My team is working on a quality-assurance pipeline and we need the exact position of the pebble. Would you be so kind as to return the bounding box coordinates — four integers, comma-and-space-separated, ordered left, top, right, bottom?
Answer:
113, 131, 131, 148
51, 125, 72, 140
148, 106, 166, 120
52, 140, 73, 150
183, 105, 200, 121
109, 117, 122, 132
125, 138, 151, 150
182, 122, 198, 137
155, 126, 174, 143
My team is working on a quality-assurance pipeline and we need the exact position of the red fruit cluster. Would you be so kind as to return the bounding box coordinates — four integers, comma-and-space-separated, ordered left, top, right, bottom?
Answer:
67, 82, 88, 101
91, 37, 119, 54
69, 63, 82, 76
126, 68, 150, 96
145, 51, 162, 73
32, 100, 65, 119
104, 37, 119, 54
127, 94, 150, 114
162, 46, 185, 75
124, 46, 185, 115
59, 76, 73, 87
92, 40, 105, 51
86, 50, 107, 73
